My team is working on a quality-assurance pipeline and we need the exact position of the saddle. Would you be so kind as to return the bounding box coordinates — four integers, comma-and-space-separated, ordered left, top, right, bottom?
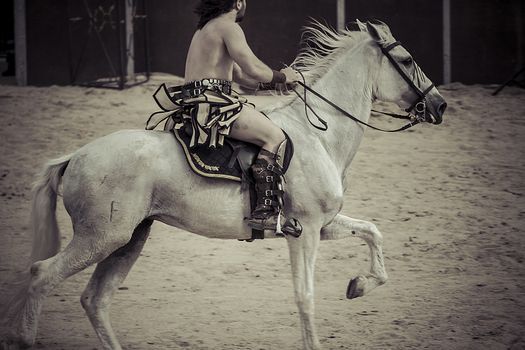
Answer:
172, 121, 257, 181
166, 116, 294, 183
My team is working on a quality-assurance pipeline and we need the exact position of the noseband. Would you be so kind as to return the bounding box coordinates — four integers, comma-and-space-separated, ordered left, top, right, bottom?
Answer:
293, 41, 435, 133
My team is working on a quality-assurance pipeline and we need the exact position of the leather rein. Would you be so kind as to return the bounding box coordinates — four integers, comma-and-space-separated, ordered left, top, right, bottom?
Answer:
292, 41, 435, 133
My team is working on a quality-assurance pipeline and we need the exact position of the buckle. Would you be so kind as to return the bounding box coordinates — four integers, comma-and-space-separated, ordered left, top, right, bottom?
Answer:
264, 199, 273, 206
267, 164, 275, 172
265, 176, 274, 182
193, 89, 201, 96
265, 189, 273, 196
415, 101, 426, 114
194, 80, 202, 88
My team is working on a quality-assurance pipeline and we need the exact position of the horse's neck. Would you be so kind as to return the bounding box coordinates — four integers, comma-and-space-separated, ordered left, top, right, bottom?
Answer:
285, 42, 375, 174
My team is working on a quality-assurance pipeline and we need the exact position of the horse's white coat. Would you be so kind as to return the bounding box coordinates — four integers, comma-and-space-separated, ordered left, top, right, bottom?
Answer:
0, 22, 445, 350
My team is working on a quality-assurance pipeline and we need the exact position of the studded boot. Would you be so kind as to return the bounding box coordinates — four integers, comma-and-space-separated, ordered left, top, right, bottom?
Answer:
246, 144, 302, 237
249, 155, 283, 222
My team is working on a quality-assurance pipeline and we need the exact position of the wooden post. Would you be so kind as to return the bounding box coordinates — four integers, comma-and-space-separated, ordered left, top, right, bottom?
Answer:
125, 0, 135, 81
442, 0, 451, 84
14, 0, 27, 86
337, 0, 345, 32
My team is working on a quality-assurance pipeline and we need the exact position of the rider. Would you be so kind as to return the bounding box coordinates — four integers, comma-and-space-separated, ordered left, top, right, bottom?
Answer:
185, 0, 301, 234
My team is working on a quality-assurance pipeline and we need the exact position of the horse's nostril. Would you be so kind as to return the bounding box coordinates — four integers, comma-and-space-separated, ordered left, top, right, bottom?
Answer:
438, 102, 447, 117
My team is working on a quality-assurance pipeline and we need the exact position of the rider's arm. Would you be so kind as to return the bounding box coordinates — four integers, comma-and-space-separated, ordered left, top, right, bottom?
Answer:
232, 63, 259, 89
223, 24, 281, 84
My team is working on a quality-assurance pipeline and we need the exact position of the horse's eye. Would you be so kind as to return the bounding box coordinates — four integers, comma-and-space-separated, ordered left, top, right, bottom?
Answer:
402, 57, 413, 66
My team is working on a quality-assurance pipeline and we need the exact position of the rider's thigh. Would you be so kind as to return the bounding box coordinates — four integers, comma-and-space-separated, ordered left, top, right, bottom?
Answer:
229, 106, 285, 147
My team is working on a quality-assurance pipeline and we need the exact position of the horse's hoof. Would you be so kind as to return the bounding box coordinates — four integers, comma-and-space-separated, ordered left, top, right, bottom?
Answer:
346, 276, 366, 299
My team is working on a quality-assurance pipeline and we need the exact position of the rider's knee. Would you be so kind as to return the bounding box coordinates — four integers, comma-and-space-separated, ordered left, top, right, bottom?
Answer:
261, 128, 286, 152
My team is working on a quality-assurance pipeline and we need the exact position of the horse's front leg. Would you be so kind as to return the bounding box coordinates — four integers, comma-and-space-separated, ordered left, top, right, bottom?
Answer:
321, 214, 388, 299
287, 224, 322, 350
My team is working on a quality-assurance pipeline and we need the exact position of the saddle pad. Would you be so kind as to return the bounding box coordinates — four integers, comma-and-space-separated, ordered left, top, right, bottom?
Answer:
173, 123, 258, 182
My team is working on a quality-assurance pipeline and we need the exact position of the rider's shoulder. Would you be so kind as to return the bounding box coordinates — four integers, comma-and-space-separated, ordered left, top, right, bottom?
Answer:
213, 20, 243, 36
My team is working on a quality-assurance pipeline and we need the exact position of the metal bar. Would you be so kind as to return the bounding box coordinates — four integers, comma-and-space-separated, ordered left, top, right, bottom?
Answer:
492, 67, 525, 96
116, 0, 125, 89
442, 0, 451, 84
14, 0, 27, 86
125, 0, 135, 80
337, 0, 346, 32
143, 0, 151, 79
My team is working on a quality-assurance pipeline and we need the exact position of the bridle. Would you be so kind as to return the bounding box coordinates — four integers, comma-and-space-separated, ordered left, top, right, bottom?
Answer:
380, 41, 435, 123
292, 40, 435, 133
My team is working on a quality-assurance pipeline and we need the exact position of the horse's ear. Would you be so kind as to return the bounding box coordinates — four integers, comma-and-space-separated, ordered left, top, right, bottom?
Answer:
366, 20, 389, 42
350, 19, 367, 32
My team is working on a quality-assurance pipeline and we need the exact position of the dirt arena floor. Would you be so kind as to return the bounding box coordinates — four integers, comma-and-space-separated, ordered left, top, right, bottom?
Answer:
0, 75, 524, 349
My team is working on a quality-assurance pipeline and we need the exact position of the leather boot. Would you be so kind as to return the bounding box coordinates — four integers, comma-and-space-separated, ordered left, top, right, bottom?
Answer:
249, 156, 283, 222
246, 145, 302, 237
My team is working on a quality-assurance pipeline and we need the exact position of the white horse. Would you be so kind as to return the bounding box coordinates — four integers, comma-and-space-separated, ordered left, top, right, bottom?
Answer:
1, 20, 446, 350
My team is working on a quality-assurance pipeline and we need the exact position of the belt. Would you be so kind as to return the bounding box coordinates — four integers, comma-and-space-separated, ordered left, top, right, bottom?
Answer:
167, 78, 232, 99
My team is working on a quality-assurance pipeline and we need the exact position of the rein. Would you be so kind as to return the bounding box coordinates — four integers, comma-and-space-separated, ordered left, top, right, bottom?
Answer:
293, 78, 420, 133
292, 40, 434, 133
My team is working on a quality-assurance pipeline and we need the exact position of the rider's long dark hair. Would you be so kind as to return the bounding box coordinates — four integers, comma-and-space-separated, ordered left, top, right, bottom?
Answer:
195, 0, 236, 29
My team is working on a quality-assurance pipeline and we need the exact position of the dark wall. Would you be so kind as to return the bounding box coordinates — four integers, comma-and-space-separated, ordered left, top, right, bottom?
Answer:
148, 1, 196, 77
0, 0, 14, 52
242, 1, 337, 70
23, 0, 525, 86
345, 0, 443, 84
26, 0, 70, 85
26, 0, 147, 86
344, 0, 525, 84
148, 0, 337, 77
451, 0, 524, 84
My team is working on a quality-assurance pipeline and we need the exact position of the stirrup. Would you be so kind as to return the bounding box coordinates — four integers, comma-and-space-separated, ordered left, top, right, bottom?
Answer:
246, 212, 278, 231
246, 212, 302, 238
281, 217, 302, 238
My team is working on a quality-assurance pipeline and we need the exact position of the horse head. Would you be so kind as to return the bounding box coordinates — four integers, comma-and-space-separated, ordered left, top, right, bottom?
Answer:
358, 20, 447, 125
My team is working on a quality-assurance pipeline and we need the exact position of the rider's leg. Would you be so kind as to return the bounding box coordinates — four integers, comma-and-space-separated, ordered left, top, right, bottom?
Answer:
228, 106, 300, 235
228, 106, 285, 158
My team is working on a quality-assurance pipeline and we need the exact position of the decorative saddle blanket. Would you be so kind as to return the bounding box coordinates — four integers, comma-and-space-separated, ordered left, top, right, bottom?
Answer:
173, 122, 259, 181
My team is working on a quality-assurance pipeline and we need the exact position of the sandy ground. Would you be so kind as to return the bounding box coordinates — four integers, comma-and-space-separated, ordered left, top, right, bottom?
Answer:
0, 75, 524, 349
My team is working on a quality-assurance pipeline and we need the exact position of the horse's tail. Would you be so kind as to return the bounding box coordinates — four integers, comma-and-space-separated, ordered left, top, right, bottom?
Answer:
29, 153, 72, 264
0, 154, 72, 331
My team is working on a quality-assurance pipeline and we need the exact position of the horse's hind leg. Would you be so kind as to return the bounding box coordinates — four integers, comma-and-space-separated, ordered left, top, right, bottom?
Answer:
321, 214, 388, 299
2, 227, 134, 349
80, 220, 152, 350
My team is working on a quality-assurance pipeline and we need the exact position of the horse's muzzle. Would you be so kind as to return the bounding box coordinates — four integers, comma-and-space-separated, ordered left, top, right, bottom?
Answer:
426, 97, 447, 125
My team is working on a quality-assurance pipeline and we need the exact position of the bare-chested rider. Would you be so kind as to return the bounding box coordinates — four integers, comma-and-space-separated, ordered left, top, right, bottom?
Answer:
185, 0, 301, 234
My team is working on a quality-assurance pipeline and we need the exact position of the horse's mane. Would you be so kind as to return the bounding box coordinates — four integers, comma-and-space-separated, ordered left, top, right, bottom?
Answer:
292, 20, 368, 82
261, 20, 370, 114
